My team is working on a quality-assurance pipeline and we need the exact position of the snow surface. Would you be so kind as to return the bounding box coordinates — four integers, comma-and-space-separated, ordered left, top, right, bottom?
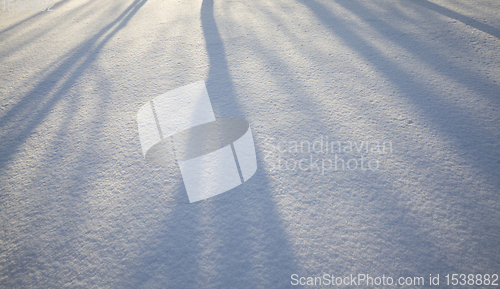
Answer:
1, 0, 499, 288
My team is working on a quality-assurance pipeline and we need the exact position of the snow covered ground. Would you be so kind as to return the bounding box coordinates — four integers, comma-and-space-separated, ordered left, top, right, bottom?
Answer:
1, 0, 499, 288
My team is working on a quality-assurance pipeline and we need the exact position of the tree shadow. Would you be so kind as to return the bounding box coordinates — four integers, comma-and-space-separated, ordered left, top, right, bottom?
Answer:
411, 0, 500, 39
295, 0, 500, 187
0, 0, 73, 36
0, 2, 149, 287
295, 0, 500, 274
201, 0, 239, 119
0, 0, 148, 173
121, 0, 301, 288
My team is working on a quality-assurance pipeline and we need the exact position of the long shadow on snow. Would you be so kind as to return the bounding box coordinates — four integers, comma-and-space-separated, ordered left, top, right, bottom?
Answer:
296, 0, 500, 275
0, 0, 98, 62
412, 0, 500, 39
0, 2, 149, 286
0, 0, 73, 36
124, 0, 300, 288
0, 0, 148, 173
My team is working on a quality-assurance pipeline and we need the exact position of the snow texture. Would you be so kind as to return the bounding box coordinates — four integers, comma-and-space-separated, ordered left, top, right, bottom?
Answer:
1, 0, 499, 288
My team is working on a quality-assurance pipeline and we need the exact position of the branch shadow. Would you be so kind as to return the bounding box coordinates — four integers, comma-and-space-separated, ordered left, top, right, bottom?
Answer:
295, 0, 500, 274
0, 0, 73, 36
0, 0, 148, 173
297, 0, 500, 186
411, 0, 500, 39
